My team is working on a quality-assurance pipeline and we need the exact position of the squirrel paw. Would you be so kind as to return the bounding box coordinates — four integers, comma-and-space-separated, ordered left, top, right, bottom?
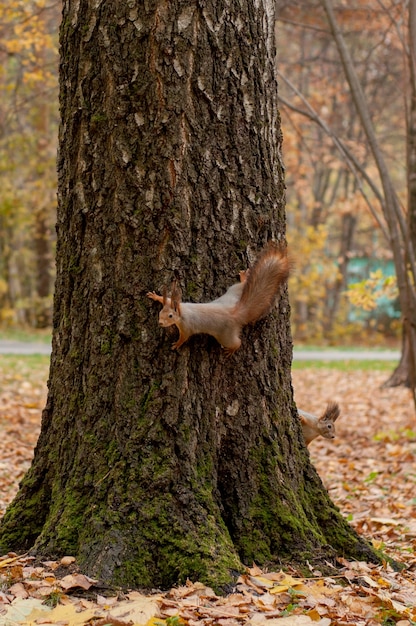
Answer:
171, 339, 186, 350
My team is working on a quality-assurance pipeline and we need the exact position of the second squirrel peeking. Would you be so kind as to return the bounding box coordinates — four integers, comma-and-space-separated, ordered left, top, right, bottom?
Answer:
147, 242, 290, 354
298, 402, 340, 445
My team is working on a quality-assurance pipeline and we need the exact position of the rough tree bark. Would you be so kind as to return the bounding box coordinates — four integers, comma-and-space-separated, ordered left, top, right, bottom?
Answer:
0, 0, 377, 589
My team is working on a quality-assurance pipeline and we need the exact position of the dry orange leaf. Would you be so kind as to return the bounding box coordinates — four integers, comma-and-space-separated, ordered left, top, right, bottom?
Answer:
59, 573, 95, 591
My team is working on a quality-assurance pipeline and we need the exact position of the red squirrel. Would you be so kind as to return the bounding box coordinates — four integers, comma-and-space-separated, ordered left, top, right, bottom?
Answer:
147, 242, 289, 354
298, 402, 340, 445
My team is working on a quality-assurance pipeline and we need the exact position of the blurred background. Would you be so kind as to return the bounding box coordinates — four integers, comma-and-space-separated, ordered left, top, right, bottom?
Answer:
0, 1, 406, 349
0, 1, 59, 332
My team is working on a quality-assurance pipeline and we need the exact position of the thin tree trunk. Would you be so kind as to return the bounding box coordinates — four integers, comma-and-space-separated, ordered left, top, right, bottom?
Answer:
34, 210, 51, 300
402, 0, 416, 400
32, 39, 53, 327
0, 0, 377, 589
383, 325, 411, 388
324, 211, 356, 333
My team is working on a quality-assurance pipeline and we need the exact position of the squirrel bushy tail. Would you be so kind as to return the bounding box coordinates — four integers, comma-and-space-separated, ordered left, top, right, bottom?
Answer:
235, 242, 289, 325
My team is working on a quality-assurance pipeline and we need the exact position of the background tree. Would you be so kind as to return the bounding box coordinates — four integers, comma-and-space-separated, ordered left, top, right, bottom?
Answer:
0, 0, 377, 589
277, 1, 407, 348
0, 0, 58, 327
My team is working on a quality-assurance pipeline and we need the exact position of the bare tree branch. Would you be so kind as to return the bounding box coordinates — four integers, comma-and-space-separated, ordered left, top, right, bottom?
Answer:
277, 71, 389, 238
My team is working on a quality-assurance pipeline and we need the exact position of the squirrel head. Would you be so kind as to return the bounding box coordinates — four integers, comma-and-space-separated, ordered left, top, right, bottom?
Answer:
158, 281, 182, 328
317, 402, 340, 440
317, 418, 336, 440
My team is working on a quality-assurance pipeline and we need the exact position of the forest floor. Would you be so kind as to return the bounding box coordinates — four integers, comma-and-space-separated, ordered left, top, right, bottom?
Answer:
0, 356, 415, 625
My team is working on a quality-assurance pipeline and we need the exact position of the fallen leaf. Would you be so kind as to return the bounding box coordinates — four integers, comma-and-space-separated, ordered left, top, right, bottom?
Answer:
8, 582, 29, 599
106, 595, 162, 624
269, 575, 305, 594
1, 597, 49, 623
59, 573, 95, 591
249, 614, 331, 625
248, 576, 275, 589
23, 601, 98, 625
371, 517, 402, 526
0, 553, 27, 568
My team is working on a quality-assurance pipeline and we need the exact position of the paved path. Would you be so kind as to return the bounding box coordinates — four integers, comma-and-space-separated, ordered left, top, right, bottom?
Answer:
292, 349, 400, 361
0, 340, 51, 355
0, 340, 401, 361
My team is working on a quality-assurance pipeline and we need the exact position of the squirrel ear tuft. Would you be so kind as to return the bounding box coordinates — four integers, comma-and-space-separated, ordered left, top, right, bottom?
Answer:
321, 402, 341, 422
171, 280, 182, 313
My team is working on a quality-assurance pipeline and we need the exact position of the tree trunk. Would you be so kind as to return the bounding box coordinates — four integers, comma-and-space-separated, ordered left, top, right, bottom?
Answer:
401, 0, 416, 402
32, 37, 54, 328
324, 210, 356, 334
382, 325, 411, 388
382, 0, 416, 396
0, 0, 377, 589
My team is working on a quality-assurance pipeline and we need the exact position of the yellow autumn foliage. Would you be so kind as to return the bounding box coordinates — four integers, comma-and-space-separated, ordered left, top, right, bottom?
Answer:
288, 224, 345, 343
346, 270, 398, 312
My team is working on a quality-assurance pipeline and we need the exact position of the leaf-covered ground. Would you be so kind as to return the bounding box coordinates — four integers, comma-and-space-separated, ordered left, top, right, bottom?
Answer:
1, 358, 415, 625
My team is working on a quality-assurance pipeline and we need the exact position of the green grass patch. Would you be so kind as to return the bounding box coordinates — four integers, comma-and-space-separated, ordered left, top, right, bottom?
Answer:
0, 354, 50, 376
0, 328, 52, 343
292, 359, 397, 372
0, 352, 398, 376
